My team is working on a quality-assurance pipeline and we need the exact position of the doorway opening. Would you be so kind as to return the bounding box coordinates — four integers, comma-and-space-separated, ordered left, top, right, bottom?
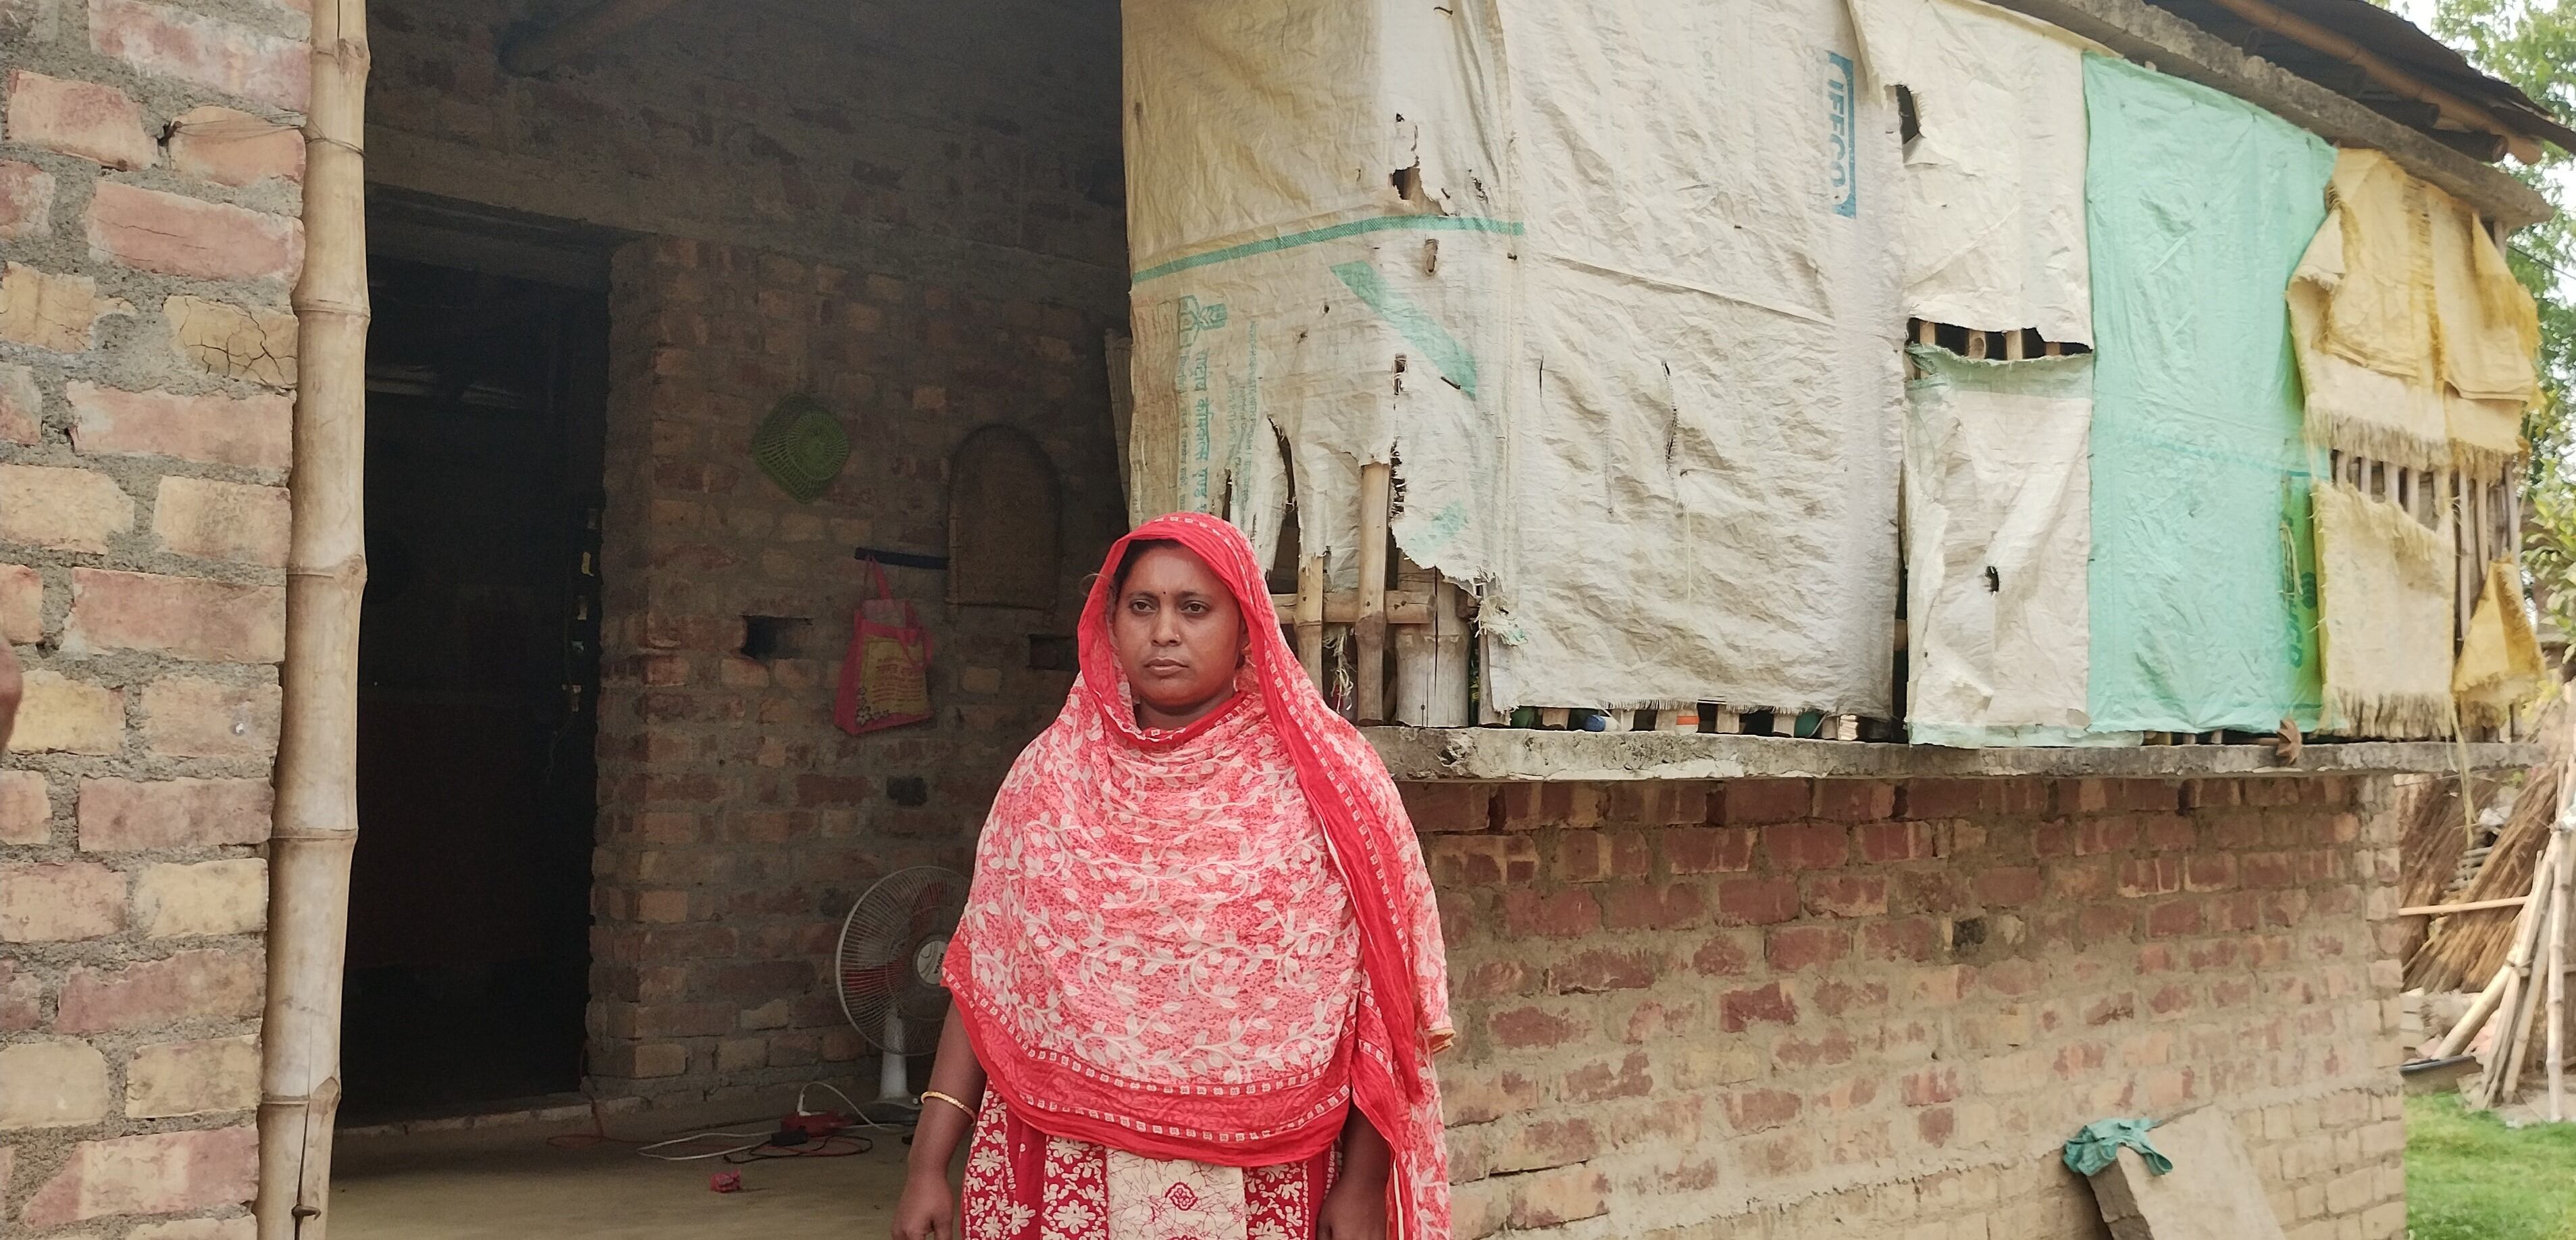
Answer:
340, 242, 611, 1121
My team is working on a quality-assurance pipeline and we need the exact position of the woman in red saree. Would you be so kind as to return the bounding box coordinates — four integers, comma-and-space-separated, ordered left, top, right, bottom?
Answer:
890, 512, 1453, 1240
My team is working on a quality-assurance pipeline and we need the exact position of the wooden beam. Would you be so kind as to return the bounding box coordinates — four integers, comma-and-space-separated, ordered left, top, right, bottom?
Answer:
2192, 0, 2543, 163
503, 0, 698, 76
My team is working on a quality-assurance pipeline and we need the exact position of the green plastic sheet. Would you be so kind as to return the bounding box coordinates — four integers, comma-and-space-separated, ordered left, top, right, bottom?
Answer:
2063, 1118, 2173, 1177
2083, 56, 2333, 734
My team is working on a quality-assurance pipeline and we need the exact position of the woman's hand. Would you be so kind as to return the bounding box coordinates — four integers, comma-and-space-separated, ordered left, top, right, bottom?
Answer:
890, 1167, 956, 1240
1316, 1174, 1387, 1240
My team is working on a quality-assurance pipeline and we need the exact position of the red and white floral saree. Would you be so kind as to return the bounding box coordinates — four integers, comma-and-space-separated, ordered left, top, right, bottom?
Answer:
946, 513, 1453, 1240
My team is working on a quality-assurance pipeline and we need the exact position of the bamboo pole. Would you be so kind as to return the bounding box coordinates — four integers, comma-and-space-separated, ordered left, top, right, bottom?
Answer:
2402, 896, 2535, 916
1270, 591, 1434, 626
2477, 833, 2560, 1107
1391, 561, 1437, 727
260, 2, 369, 1237
1426, 579, 1468, 727
2548, 826, 2570, 1120
1295, 554, 1324, 689
2436, 962, 2513, 1060
1354, 462, 1391, 723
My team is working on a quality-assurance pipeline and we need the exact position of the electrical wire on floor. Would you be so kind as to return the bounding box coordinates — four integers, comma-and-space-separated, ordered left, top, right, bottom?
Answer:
631, 1081, 885, 1163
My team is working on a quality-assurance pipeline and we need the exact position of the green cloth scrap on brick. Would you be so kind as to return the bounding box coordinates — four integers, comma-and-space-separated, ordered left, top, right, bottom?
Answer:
2065, 1118, 2173, 1177
2082, 55, 2334, 734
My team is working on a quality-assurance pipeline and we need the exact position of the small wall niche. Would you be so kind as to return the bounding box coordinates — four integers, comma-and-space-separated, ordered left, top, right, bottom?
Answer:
740, 615, 813, 661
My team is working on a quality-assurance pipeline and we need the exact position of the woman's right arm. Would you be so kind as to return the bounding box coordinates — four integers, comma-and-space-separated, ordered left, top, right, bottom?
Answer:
890, 1006, 989, 1240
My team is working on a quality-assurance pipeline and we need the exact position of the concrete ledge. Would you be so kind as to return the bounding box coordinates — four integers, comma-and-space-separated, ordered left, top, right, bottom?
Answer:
1365, 727, 2541, 781
1984, 0, 2552, 226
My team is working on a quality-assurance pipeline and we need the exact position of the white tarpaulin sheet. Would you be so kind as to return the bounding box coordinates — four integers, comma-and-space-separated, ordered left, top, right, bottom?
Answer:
1125, 0, 1905, 716
1847, 0, 2101, 344
1902, 346, 2094, 744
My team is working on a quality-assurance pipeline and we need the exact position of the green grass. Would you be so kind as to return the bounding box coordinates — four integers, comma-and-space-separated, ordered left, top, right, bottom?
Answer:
2409, 1093, 2576, 1240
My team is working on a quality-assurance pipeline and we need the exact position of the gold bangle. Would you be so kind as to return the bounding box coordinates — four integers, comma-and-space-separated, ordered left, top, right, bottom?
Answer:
920, 1089, 979, 1118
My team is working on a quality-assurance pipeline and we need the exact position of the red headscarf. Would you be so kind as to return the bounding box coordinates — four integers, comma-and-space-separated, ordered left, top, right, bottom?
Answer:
946, 512, 1453, 1237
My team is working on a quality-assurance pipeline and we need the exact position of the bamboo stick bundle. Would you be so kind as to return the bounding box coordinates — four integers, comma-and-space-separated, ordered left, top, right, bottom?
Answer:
259, 1, 369, 1236
2410, 698, 2568, 992
2475, 832, 2560, 1108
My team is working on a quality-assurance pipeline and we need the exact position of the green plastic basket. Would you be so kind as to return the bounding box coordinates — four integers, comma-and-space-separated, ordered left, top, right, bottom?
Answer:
751, 394, 850, 504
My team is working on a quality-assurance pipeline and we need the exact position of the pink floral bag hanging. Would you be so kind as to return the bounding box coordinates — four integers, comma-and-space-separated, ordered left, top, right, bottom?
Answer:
833, 559, 932, 735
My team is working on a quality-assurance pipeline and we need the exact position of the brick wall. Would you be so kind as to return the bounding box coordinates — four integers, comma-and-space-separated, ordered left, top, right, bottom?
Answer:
1410, 776, 2405, 1240
584, 236, 1125, 1102
367, 0, 1126, 314
1, 0, 309, 1235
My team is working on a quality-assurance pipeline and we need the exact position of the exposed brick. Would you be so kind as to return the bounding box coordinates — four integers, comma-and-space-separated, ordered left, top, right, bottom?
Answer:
1856, 819, 1936, 862
134, 858, 265, 937
3, 70, 154, 168
1599, 881, 1704, 931
68, 382, 293, 470
20, 1125, 257, 1226
57, 947, 263, 1033
0, 561, 38, 640
1719, 982, 1799, 1031
0, 860, 124, 941
1803, 874, 1890, 919
0, 463, 134, 552
1766, 924, 1850, 972
0, 771, 45, 845
1715, 778, 1808, 824
1550, 948, 1659, 994
1488, 1005, 1584, 1050
1972, 866, 2044, 906
152, 477, 290, 565
1763, 822, 1849, 870
1715, 875, 1801, 925
0, 1041, 109, 1128
89, 0, 309, 109
167, 104, 306, 186
1508, 1164, 1608, 1229
0, 159, 55, 242
0, 263, 124, 353
68, 569, 283, 663
1726, 1087, 1803, 1133
164, 294, 298, 388
78, 777, 272, 849
130, 1218, 256, 1240
10, 670, 124, 754
1813, 780, 1895, 822
125, 1034, 261, 1117
1663, 825, 1755, 874
87, 182, 300, 282
1500, 887, 1599, 939
1899, 778, 1984, 819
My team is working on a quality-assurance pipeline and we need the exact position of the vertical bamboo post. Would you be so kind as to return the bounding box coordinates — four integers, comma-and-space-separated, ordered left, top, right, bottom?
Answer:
1428, 579, 1468, 727
2003, 329, 2027, 361
261, 2, 369, 1237
1391, 560, 1436, 726
1295, 553, 1325, 690
1354, 462, 1391, 723
2548, 825, 2570, 1120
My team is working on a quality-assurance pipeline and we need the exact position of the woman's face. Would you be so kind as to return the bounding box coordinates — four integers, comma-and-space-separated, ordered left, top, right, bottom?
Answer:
1111, 544, 1245, 729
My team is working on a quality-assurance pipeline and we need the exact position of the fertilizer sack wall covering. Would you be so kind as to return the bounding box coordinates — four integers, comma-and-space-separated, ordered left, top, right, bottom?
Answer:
2082, 55, 2334, 735
1123, 0, 1903, 717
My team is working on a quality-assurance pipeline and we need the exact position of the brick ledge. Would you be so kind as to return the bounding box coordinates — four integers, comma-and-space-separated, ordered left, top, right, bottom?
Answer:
1365, 727, 2540, 782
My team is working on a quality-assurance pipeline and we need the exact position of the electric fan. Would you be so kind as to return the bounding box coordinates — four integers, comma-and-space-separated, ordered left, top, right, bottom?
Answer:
833, 866, 968, 1104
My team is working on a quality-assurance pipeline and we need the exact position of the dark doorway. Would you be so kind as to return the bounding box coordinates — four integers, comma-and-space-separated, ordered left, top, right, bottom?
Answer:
340, 248, 609, 1120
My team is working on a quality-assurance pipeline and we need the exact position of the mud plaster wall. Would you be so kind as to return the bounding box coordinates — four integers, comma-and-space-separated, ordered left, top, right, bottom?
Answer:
364, 0, 1131, 1102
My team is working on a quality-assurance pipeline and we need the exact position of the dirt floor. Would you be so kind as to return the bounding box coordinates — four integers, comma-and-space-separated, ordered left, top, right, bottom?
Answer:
331, 1098, 917, 1239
